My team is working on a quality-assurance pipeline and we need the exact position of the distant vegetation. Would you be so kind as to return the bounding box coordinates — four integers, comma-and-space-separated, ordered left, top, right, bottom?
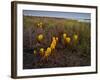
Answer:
23, 16, 91, 69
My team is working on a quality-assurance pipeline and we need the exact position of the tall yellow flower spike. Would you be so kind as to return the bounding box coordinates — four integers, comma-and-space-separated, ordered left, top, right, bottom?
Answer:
50, 43, 55, 50
65, 37, 71, 43
73, 34, 78, 41
53, 40, 56, 45
37, 34, 44, 41
50, 36, 57, 50
45, 47, 51, 58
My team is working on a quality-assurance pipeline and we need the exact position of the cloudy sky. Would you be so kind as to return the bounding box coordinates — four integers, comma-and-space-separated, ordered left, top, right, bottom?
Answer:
23, 10, 91, 20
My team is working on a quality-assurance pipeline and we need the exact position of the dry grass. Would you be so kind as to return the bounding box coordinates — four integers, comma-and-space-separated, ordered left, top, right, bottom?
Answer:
23, 16, 91, 69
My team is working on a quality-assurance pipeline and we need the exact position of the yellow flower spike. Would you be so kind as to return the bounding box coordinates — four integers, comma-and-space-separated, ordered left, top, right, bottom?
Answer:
53, 40, 56, 46
52, 37, 56, 41
33, 50, 37, 55
63, 33, 67, 39
47, 47, 51, 54
56, 37, 58, 42
65, 37, 71, 43
50, 43, 55, 50
52, 37, 56, 42
73, 34, 78, 41
45, 47, 51, 57
37, 34, 44, 41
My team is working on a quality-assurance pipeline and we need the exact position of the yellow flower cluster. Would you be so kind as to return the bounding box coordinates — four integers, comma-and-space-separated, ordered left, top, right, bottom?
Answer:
63, 33, 67, 39
65, 37, 71, 43
33, 36, 58, 59
63, 33, 78, 44
40, 48, 44, 56
37, 22, 43, 28
73, 34, 78, 41
33, 33, 78, 59
37, 34, 44, 42
63, 33, 71, 44
44, 37, 58, 58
